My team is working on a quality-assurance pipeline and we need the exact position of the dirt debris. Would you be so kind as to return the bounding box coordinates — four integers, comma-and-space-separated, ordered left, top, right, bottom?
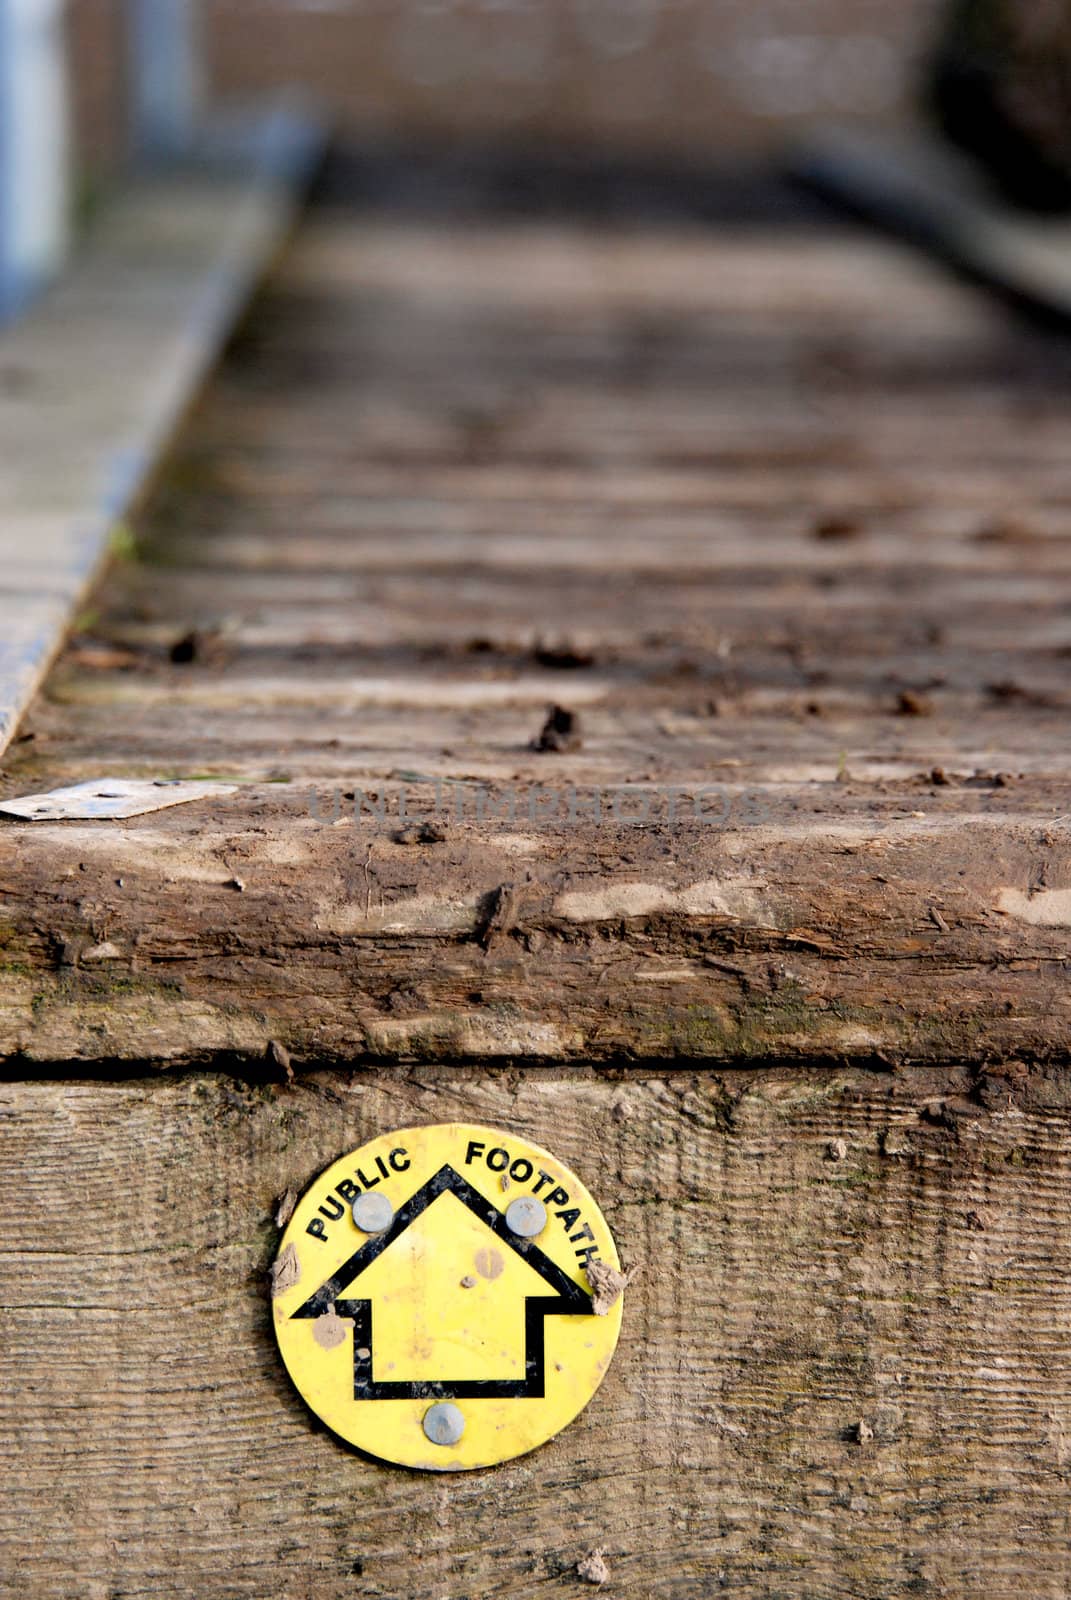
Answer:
812, 513, 863, 541
169, 627, 225, 665
476, 882, 525, 949
534, 642, 595, 669
313, 1307, 352, 1350
533, 704, 582, 752
586, 1259, 635, 1315
896, 689, 933, 717
988, 679, 1061, 709
712, 1409, 748, 1440
965, 769, 1013, 787
394, 820, 447, 845
973, 515, 1043, 545
269, 1243, 301, 1298
274, 1188, 298, 1229
577, 1550, 611, 1586
265, 1039, 294, 1084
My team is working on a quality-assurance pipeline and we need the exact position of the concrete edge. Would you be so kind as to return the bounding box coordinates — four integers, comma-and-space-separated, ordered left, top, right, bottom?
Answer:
0, 97, 327, 760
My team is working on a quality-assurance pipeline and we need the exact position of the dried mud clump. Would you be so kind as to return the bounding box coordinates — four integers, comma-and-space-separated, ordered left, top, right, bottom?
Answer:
577, 1550, 611, 1585
586, 1259, 634, 1315
533, 704, 582, 752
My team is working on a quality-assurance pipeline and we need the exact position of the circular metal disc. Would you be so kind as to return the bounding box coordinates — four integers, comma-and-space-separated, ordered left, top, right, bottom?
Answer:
272, 1122, 623, 1470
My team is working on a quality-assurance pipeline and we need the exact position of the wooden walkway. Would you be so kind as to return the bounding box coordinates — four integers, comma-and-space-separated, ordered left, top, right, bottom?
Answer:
5, 174, 1071, 1599
3, 189, 1071, 1067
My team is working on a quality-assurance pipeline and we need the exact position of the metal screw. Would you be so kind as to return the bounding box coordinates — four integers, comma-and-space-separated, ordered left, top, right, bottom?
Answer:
423, 1402, 465, 1447
351, 1192, 394, 1234
505, 1196, 547, 1238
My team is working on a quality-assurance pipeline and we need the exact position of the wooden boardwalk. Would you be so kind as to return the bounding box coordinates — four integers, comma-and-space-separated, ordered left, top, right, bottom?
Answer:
4, 176, 1071, 1598
2, 191, 1071, 1067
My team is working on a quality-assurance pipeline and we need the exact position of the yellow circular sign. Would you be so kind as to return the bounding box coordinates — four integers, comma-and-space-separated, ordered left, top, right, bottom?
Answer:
272, 1123, 624, 1470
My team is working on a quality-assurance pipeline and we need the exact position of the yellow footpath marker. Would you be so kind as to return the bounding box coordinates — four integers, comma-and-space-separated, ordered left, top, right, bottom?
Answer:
272, 1123, 623, 1470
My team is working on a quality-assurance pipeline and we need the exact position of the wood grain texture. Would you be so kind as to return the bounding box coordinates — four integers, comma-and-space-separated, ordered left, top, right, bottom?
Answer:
3, 208, 1071, 1066
2, 1066, 1071, 1597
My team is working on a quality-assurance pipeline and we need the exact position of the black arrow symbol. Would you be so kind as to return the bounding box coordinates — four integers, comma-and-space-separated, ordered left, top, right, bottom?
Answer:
292, 1164, 594, 1400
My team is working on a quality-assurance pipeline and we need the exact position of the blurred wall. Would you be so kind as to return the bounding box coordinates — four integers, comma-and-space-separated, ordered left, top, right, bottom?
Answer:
68, 0, 944, 172
68, 0, 126, 177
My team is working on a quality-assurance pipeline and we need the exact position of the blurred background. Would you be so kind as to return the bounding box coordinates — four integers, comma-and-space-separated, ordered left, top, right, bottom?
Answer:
69, 0, 941, 180
13, 2, 1071, 328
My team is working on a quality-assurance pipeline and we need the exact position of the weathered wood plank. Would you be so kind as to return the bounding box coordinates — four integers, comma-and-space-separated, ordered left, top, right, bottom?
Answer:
2, 1066, 1071, 1597
0, 807, 1070, 1065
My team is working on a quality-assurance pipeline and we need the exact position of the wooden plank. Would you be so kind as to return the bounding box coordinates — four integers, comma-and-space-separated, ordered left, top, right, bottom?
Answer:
2, 1067, 1071, 1597
3, 212, 1071, 1067
0, 102, 323, 758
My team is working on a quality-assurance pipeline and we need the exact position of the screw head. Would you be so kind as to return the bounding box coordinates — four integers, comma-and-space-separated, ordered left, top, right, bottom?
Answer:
423, 1402, 465, 1446
351, 1192, 394, 1234
505, 1195, 547, 1238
